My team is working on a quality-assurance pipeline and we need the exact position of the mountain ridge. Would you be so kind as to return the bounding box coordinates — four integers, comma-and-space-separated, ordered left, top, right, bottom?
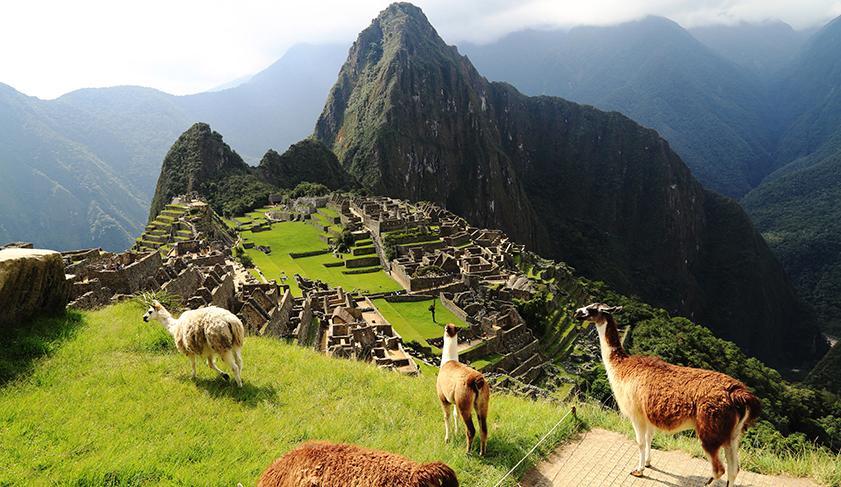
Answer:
314, 2, 825, 367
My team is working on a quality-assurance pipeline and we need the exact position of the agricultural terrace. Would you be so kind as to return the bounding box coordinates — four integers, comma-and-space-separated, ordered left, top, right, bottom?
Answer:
371, 298, 467, 349
238, 218, 401, 297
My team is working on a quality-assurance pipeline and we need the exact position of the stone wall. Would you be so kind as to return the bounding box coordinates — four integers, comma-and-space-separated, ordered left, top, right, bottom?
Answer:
0, 249, 69, 327
94, 251, 162, 294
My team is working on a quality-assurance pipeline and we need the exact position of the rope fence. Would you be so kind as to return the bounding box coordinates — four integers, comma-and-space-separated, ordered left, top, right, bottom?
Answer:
486, 391, 618, 487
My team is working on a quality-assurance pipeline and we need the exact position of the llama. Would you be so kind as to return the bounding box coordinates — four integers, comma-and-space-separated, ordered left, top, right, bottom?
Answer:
436, 323, 490, 455
574, 303, 762, 485
256, 441, 459, 487
142, 300, 245, 387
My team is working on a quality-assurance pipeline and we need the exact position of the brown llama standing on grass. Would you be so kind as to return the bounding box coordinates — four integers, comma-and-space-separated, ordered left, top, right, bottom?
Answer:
574, 303, 761, 486
436, 323, 490, 455
256, 441, 459, 487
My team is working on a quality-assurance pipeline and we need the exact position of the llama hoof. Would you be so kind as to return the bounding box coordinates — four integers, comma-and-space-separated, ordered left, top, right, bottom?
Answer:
704, 477, 714, 486
630, 469, 644, 478
220, 372, 230, 381
645, 461, 652, 467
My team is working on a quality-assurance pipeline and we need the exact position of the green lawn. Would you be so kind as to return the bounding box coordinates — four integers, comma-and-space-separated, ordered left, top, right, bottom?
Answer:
372, 298, 468, 347
242, 222, 402, 297
0, 302, 577, 485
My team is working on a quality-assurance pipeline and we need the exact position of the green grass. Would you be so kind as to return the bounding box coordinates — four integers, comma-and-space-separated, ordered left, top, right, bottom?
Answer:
471, 353, 503, 371
241, 222, 402, 297
372, 298, 468, 347
0, 302, 577, 485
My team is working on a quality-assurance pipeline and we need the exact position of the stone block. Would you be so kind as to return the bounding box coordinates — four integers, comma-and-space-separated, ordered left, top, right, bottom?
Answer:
0, 248, 69, 326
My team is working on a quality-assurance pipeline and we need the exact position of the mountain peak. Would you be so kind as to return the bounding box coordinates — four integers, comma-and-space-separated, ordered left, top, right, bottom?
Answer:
148, 122, 251, 220
314, 2, 824, 367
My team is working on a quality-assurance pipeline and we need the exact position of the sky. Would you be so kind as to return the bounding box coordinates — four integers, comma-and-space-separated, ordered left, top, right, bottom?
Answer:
2, 0, 840, 99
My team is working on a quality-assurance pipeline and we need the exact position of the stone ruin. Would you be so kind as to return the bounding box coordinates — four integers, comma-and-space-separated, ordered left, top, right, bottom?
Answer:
331, 193, 565, 383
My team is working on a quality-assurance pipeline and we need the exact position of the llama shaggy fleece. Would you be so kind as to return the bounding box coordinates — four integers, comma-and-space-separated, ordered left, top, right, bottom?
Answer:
257, 441, 459, 487
170, 307, 244, 356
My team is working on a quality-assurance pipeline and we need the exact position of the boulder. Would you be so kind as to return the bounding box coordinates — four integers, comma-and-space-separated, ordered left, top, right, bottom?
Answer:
0, 248, 69, 327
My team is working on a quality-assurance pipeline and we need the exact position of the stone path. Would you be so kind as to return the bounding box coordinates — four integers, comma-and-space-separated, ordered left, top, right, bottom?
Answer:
521, 429, 818, 487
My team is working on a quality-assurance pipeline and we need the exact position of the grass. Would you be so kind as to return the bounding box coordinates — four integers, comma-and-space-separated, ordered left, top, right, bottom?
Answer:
372, 298, 468, 347
240, 222, 402, 297
470, 353, 503, 371
0, 302, 576, 485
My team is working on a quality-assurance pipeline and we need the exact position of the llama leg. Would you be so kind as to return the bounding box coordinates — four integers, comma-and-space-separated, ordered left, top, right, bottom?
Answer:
644, 425, 654, 467
234, 347, 243, 372
458, 402, 476, 454
441, 401, 453, 442
477, 412, 488, 456
698, 407, 733, 485
207, 356, 230, 381
189, 354, 197, 379
630, 419, 646, 477
725, 434, 741, 486
222, 350, 242, 387
701, 443, 725, 485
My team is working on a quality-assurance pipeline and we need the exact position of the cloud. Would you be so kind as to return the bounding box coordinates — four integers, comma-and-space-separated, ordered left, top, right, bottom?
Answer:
0, 0, 838, 98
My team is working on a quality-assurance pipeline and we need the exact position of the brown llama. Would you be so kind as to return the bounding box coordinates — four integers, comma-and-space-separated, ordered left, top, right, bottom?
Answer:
575, 303, 761, 486
256, 441, 459, 487
436, 323, 491, 455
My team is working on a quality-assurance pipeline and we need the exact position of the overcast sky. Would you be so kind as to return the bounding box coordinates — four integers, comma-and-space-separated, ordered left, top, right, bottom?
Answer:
3, 0, 840, 99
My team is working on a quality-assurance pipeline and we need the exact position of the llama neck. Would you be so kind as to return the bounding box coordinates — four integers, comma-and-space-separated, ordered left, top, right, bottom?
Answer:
597, 315, 627, 366
156, 308, 179, 334
440, 334, 459, 365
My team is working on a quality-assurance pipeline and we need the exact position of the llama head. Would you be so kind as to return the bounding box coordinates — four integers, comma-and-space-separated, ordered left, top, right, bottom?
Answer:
444, 323, 459, 339
574, 303, 622, 325
142, 300, 164, 323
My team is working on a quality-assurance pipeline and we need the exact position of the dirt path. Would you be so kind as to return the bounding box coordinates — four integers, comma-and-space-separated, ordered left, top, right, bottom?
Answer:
522, 428, 818, 487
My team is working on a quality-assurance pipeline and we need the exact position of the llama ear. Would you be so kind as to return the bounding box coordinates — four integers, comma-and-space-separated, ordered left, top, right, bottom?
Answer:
152, 300, 162, 309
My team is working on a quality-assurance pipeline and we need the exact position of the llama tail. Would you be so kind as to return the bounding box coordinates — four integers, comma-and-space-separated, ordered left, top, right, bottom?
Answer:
729, 386, 762, 429
468, 375, 486, 395
413, 462, 459, 487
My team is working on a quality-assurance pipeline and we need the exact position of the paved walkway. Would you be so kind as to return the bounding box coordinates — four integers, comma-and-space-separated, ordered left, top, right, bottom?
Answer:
522, 429, 818, 487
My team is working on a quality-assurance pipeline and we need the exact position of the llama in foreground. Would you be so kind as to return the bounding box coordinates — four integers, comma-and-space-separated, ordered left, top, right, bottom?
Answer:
142, 300, 245, 387
574, 303, 761, 486
257, 441, 459, 487
436, 323, 490, 455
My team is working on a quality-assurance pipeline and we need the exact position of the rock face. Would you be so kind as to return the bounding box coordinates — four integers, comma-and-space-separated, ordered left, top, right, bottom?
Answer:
0, 248, 68, 326
314, 2, 825, 367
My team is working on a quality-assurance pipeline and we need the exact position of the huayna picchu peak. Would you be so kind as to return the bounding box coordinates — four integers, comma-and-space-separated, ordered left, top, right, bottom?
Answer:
315, 2, 825, 368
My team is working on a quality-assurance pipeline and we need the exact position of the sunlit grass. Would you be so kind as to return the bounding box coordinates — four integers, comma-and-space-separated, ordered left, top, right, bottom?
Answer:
0, 301, 576, 486
372, 298, 468, 347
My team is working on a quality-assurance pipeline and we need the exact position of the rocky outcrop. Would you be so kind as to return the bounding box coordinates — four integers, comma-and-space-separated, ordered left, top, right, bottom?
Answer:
148, 123, 273, 220
257, 139, 355, 190
0, 248, 68, 326
314, 2, 825, 367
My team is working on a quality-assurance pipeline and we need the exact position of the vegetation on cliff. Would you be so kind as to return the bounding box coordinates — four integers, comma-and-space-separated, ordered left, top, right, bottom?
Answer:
257, 139, 355, 191
150, 125, 355, 220
148, 123, 270, 220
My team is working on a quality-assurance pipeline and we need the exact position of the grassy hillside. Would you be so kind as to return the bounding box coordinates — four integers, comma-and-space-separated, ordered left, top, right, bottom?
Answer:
0, 302, 575, 485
